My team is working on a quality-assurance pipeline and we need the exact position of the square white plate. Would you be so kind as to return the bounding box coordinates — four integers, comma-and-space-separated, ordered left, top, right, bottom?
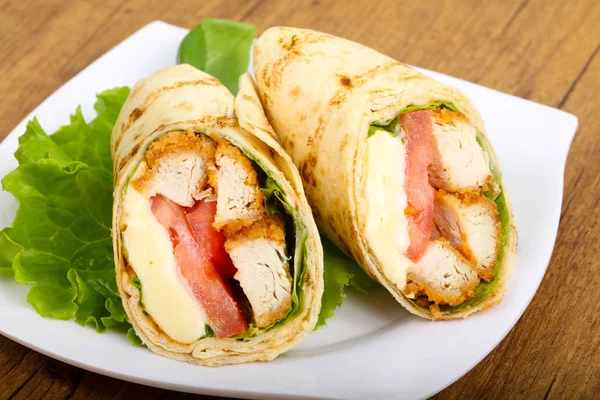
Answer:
0, 21, 577, 400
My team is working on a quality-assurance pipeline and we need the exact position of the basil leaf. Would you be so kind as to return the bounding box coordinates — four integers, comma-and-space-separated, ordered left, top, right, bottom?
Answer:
177, 18, 256, 94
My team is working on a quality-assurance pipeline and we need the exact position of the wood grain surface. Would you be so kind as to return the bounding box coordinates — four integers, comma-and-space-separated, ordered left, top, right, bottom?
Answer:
0, 0, 598, 399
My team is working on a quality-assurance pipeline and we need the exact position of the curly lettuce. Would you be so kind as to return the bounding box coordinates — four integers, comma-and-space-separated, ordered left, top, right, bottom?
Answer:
0, 88, 142, 344
317, 238, 374, 328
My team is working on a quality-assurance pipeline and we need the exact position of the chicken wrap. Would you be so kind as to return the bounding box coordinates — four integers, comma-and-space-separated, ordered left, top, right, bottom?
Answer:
111, 64, 323, 365
253, 27, 516, 319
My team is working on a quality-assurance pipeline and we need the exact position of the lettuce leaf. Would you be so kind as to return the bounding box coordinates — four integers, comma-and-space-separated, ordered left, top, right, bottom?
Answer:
0, 88, 143, 343
177, 18, 256, 94
367, 119, 401, 139
317, 238, 374, 328
127, 327, 144, 346
398, 100, 459, 115
260, 176, 283, 216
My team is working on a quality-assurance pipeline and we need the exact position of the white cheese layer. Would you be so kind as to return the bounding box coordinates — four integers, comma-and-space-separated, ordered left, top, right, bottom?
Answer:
122, 183, 208, 344
365, 130, 412, 291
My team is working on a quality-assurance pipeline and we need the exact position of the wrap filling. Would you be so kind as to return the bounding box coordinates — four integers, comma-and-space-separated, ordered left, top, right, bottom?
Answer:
366, 106, 507, 317
121, 130, 297, 342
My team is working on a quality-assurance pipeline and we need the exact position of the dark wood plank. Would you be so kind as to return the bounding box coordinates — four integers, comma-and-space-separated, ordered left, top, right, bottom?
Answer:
0, 0, 598, 399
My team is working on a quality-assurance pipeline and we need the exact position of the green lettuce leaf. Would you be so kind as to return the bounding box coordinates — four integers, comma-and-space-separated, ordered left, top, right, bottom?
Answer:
130, 276, 147, 312
177, 18, 257, 94
0, 230, 22, 276
260, 176, 282, 216
368, 120, 401, 139
316, 238, 374, 328
367, 125, 384, 138
127, 327, 144, 347
477, 133, 503, 200
0, 87, 142, 340
398, 100, 459, 115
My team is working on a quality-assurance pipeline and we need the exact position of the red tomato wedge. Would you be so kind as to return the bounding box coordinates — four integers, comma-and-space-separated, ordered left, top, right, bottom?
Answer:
150, 195, 247, 338
400, 110, 435, 262
186, 200, 237, 279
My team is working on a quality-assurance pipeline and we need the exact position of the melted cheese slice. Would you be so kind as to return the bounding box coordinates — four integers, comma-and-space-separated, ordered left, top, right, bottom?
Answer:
365, 131, 412, 291
122, 186, 208, 343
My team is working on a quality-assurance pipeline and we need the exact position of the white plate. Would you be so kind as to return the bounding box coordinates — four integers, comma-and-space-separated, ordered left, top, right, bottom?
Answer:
0, 21, 577, 400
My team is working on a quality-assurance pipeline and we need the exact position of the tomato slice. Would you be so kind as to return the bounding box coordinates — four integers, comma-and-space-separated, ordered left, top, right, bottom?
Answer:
150, 195, 247, 338
400, 110, 435, 262
186, 200, 237, 279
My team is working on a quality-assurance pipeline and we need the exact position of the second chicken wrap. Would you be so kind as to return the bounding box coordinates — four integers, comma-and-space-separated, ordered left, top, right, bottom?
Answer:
253, 27, 517, 319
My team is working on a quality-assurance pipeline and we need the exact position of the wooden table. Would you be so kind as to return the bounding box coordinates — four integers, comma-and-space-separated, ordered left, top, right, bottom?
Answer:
0, 0, 598, 398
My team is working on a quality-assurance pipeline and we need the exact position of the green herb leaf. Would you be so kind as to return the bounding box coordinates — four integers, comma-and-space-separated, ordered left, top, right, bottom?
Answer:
127, 327, 145, 347
316, 238, 374, 328
370, 118, 402, 139
177, 18, 257, 94
0, 87, 131, 333
177, 24, 208, 72
398, 100, 460, 115
204, 324, 215, 337
367, 125, 384, 138
260, 176, 283, 216
0, 229, 22, 276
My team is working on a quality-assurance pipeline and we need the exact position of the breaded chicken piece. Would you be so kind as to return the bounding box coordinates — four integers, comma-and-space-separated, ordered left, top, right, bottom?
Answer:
434, 190, 501, 282
133, 129, 216, 206
225, 215, 292, 328
212, 140, 264, 232
429, 109, 492, 192
404, 239, 480, 308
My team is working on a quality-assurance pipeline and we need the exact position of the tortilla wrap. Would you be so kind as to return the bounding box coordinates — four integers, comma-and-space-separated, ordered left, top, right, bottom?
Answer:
111, 64, 323, 366
253, 27, 516, 319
